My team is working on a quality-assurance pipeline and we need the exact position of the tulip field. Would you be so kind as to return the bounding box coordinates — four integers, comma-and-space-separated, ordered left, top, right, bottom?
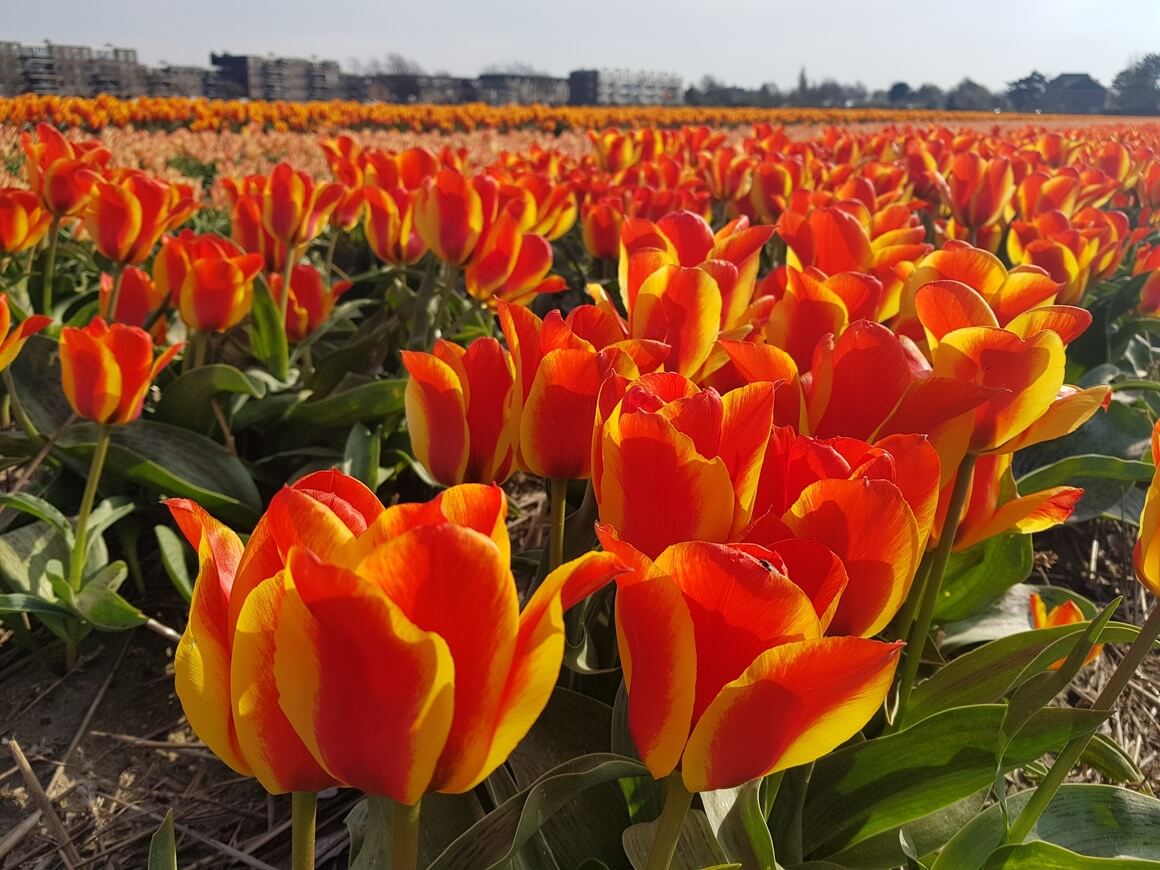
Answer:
2, 104, 1160, 870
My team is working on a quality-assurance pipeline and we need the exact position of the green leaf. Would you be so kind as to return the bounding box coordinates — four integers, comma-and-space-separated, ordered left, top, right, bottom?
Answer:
1016, 453, 1155, 491
286, 379, 405, 430
250, 277, 289, 381
933, 784, 1160, 869
983, 842, 1160, 869
147, 808, 178, 870
1081, 733, 1145, 785
623, 810, 731, 870
0, 492, 74, 544
307, 317, 393, 398
72, 564, 147, 630
0, 592, 75, 619
153, 364, 265, 432
701, 780, 778, 870
343, 423, 382, 490
60, 421, 261, 527
801, 705, 1106, 859
934, 534, 1032, 623
155, 524, 194, 603
903, 621, 1141, 727
345, 792, 486, 870
426, 754, 649, 870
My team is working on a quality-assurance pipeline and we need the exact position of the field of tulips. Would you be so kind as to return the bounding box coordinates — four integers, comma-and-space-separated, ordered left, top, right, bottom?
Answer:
2, 114, 1160, 870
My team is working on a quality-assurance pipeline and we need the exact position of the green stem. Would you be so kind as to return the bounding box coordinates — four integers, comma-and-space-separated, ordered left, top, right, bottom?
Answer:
67, 424, 111, 591
192, 330, 209, 369
894, 453, 977, 728
391, 798, 422, 870
324, 230, 338, 280
1005, 601, 1160, 844
645, 772, 694, 870
41, 215, 61, 316
290, 791, 317, 870
278, 249, 296, 327
104, 262, 125, 322
892, 552, 933, 642
2, 369, 37, 440
549, 478, 568, 571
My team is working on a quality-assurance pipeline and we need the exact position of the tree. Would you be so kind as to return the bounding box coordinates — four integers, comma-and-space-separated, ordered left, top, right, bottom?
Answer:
1006, 71, 1047, 111
888, 81, 913, 103
946, 78, 994, 110
1111, 54, 1160, 115
385, 53, 425, 76
912, 83, 946, 109
481, 62, 549, 76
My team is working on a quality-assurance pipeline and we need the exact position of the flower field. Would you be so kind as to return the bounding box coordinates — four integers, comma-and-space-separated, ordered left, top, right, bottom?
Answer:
1, 108, 1160, 869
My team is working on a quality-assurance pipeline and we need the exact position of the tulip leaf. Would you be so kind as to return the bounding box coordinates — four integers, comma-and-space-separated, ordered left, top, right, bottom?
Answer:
147, 808, 178, 870
152, 364, 266, 432
286, 379, 406, 430
932, 784, 1160, 870
983, 842, 1160, 869
73, 563, 148, 630
940, 583, 1098, 650
426, 754, 648, 870
1016, 451, 1154, 523
59, 421, 261, 527
801, 705, 1106, 859
155, 524, 194, 603
306, 316, 394, 398
623, 810, 732, 870
0, 592, 75, 619
346, 792, 486, 870
933, 534, 1032, 623
6, 334, 76, 433
903, 621, 1142, 727
0, 492, 74, 544
250, 277, 289, 381
1080, 733, 1145, 785
701, 779, 778, 870
343, 423, 382, 490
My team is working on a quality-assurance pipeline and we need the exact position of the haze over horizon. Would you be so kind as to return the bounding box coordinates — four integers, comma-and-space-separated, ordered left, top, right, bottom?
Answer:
6, 0, 1157, 94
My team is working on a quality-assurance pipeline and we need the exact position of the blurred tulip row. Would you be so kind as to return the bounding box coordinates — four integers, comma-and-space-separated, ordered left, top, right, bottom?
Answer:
2, 114, 1160, 870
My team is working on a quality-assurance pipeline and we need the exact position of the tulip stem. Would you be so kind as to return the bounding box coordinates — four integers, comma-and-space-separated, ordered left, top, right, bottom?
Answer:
894, 453, 977, 729
549, 478, 568, 571
290, 791, 317, 870
104, 263, 125, 323
67, 424, 111, 591
1, 369, 38, 440
1005, 600, 1160, 844
279, 250, 296, 328
390, 798, 422, 870
41, 215, 61, 316
645, 772, 693, 870
324, 231, 338, 280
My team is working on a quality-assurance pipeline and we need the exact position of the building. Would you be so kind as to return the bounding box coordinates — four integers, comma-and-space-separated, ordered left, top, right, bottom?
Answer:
0, 40, 146, 97
1045, 73, 1107, 114
91, 46, 146, 98
0, 42, 23, 96
210, 53, 340, 101
146, 64, 211, 97
364, 74, 478, 104
568, 68, 683, 105
476, 73, 568, 105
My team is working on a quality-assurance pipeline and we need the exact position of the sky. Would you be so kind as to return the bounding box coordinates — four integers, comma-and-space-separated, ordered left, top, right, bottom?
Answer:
7, 0, 1158, 93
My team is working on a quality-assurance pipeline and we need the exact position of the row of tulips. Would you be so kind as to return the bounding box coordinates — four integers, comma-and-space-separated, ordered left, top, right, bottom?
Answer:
1, 117, 1160, 868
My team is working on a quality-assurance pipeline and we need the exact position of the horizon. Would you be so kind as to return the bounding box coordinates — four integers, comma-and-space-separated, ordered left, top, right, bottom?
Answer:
4, 0, 1156, 95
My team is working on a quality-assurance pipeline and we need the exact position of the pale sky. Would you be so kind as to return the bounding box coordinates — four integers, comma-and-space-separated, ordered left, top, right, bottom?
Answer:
6, 0, 1157, 92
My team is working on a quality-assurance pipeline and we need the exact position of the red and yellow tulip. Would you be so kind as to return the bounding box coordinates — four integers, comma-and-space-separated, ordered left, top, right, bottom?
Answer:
0, 294, 51, 372
0, 188, 53, 254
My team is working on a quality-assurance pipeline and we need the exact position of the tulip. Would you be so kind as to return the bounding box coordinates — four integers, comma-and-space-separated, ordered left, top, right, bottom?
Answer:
1135, 244, 1160, 316
364, 186, 426, 266
400, 338, 518, 486
172, 472, 623, 867
85, 170, 198, 266
156, 232, 265, 338
270, 263, 352, 342
413, 169, 489, 266
592, 372, 774, 560
262, 162, 344, 250
594, 525, 900, 867
463, 203, 568, 307
20, 122, 110, 217
0, 294, 51, 374
1134, 420, 1160, 597
99, 267, 168, 341
945, 154, 1015, 252
764, 267, 882, 368
1029, 592, 1102, 669
0, 188, 53, 255
581, 198, 623, 262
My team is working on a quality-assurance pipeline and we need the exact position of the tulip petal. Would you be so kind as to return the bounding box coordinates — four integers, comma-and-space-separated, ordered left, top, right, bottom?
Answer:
401, 349, 470, 485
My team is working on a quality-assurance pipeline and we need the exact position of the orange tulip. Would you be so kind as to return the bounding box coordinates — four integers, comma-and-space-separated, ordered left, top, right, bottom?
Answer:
0, 294, 51, 372
99, 267, 167, 339
262, 161, 344, 248
20, 122, 110, 217
463, 203, 568, 307
270, 263, 352, 342
59, 318, 182, 425
581, 198, 623, 262
156, 232, 264, 333
0, 188, 53, 254
85, 171, 198, 265
1133, 420, 1160, 597
414, 169, 490, 266
1134, 244, 1160, 315
945, 153, 1015, 252
363, 186, 426, 266
592, 372, 775, 558
1029, 592, 1102, 669
171, 472, 623, 800
499, 302, 667, 480
765, 267, 882, 369
401, 338, 518, 486
596, 524, 902, 793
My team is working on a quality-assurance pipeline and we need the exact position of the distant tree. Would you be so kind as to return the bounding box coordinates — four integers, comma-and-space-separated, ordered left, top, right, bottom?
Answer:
481, 61, 549, 76
1111, 54, 1160, 115
912, 83, 946, 109
1006, 71, 1048, 111
946, 78, 994, 110
888, 81, 913, 103
385, 53, 425, 76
